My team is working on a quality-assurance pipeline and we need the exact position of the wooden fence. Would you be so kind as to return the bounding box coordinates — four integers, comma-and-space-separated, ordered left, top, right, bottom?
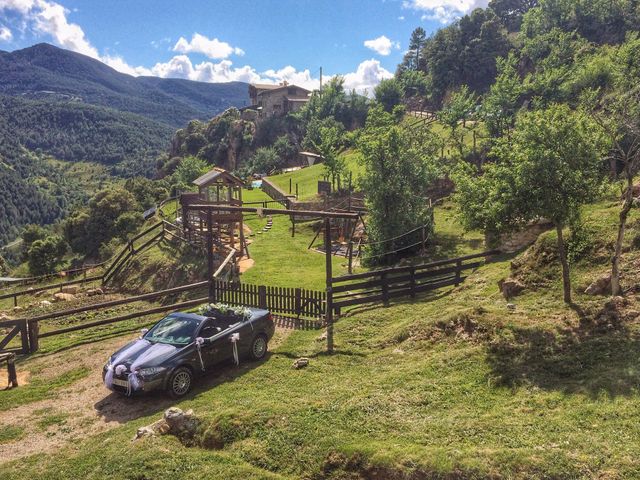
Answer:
330, 250, 497, 311
261, 178, 296, 208
212, 280, 326, 319
0, 278, 326, 354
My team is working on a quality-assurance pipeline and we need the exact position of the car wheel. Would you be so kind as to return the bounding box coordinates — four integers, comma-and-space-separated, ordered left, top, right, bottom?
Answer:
249, 334, 268, 361
167, 367, 193, 398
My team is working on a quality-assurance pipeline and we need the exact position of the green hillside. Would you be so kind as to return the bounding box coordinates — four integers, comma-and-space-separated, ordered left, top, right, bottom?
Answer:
3, 193, 640, 479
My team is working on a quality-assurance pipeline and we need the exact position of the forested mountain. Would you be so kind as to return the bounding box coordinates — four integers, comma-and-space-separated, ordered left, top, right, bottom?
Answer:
397, 0, 640, 108
0, 43, 249, 128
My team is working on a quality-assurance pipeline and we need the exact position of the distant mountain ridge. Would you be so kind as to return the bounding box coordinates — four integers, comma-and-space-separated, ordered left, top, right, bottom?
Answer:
0, 43, 250, 128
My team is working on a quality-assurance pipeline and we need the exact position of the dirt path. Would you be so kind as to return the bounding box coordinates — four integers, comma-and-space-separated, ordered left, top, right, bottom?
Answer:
0, 327, 294, 464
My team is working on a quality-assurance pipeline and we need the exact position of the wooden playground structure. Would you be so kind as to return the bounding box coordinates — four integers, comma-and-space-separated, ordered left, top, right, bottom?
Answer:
180, 168, 250, 258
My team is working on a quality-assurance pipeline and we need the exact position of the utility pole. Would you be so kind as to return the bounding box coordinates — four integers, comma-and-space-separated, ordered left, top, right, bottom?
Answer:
319, 66, 323, 96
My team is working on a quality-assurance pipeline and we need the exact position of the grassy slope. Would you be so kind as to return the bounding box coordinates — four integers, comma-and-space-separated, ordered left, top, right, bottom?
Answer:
267, 151, 363, 202
4, 190, 640, 478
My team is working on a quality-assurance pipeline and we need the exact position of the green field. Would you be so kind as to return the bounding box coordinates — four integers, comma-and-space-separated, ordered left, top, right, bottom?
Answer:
267, 151, 363, 202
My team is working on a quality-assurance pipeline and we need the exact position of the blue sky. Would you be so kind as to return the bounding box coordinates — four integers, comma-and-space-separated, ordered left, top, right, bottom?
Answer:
0, 0, 488, 92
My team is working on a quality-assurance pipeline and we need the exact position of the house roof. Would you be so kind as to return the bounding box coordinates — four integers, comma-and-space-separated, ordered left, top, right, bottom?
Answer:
250, 83, 283, 91
193, 167, 244, 188
286, 97, 310, 102
256, 84, 311, 96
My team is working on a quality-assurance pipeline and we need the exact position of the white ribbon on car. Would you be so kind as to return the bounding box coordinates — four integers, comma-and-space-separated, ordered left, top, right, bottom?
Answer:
195, 337, 205, 371
230, 332, 240, 366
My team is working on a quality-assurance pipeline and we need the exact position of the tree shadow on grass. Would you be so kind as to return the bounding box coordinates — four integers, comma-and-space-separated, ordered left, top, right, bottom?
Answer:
485, 303, 640, 398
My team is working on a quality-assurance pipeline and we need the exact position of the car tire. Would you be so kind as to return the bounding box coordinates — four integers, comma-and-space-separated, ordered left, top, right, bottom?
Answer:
249, 334, 268, 361
166, 366, 193, 399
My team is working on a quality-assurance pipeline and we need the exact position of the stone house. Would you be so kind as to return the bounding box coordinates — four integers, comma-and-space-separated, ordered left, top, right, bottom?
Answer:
248, 82, 311, 117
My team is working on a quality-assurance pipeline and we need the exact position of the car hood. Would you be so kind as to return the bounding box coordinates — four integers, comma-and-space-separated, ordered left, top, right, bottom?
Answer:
109, 339, 187, 371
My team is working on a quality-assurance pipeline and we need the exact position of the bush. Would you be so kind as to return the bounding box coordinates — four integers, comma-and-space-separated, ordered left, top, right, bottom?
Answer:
27, 235, 67, 275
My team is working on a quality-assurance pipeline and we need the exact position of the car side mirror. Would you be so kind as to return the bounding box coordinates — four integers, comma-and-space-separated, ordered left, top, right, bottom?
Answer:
140, 328, 149, 339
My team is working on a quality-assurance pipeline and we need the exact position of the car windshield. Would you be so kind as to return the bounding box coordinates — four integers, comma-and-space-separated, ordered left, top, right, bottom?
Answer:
144, 315, 199, 346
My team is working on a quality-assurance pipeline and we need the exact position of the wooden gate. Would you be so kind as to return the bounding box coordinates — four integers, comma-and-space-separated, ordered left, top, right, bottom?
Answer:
0, 319, 30, 354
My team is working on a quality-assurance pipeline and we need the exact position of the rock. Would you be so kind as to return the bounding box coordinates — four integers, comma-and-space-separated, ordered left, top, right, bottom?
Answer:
13, 306, 23, 312
293, 357, 309, 369
498, 278, 525, 299
61, 285, 80, 294
584, 274, 611, 296
86, 288, 104, 297
0, 312, 10, 320
317, 331, 328, 342
53, 292, 76, 302
506, 303, 516, 310
164, 408, 198, 434
39, 300, 52, 307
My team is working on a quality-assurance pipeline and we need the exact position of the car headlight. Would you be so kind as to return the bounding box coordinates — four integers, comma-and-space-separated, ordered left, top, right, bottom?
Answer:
137, 367, 166, 378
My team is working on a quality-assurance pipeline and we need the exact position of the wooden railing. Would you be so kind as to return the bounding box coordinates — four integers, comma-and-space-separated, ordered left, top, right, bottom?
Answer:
330, 250, 497, 311
102, 222, 164, 284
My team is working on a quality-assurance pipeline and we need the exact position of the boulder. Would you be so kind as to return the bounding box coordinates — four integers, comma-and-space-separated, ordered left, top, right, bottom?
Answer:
86, 288, 104, 297
39, 300, 52, 307
61, 285, 80, 294
293, 357, 309, 369
164, 408, 198, 434
53, 292, 75, 302
584, 274, 611, 296
498, 277, 525, 299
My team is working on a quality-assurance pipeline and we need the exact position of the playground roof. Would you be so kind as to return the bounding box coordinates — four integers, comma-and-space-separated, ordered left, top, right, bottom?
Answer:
193, 167, 244, 188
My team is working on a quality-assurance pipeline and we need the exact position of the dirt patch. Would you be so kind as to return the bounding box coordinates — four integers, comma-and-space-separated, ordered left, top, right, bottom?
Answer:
238, 258, 255, 273
0, 326, 293, 464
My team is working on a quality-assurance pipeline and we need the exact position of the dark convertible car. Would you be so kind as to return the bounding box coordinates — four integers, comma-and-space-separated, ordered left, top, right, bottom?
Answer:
103, 306, 274, 398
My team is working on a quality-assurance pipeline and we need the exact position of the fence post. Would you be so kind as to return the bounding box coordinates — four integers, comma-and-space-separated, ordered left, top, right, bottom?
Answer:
13, 294, 17, 308
455, 260, 462, 286
410, 267, 416, 299
258, 285, 267, 309
381, 272, 389, 307
19, 319, 29, 354
28, 320, 39, 353
7, 354, 18, 388
325, 217, 334, 353
295, 288, 302, 317
421, 226, 426, 255
348, 241, 354, 274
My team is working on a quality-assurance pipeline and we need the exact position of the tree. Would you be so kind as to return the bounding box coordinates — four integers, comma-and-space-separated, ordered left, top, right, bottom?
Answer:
438, 85, 477, 155
398, 27, 427, 73
489, 0, 539, 31
27, 235, 67, 275
358, 105, 441, 265
374, 78, 404, 113
247, 147, 284, 175
455, 104, 608, 303
482, 54, 523, 138
21, 224, 48, 259
314, 124, 346, 191
587, 39, 640, 295
173, 156, 209, 186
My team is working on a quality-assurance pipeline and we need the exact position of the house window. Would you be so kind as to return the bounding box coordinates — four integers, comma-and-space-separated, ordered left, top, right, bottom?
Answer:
287, 87, 297, 95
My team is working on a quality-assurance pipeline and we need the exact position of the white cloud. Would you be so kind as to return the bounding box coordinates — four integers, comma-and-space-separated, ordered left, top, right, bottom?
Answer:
364, 35, 400, 56
0, 26, 13, 41
403, 0, 489, 23
398, 15, 405, 20
173, 33, 244, 59
0, 0, 392, 95
343, 58, 393, 95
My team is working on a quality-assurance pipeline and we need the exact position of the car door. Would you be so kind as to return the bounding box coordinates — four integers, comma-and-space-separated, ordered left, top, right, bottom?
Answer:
198, 320, 232, 369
